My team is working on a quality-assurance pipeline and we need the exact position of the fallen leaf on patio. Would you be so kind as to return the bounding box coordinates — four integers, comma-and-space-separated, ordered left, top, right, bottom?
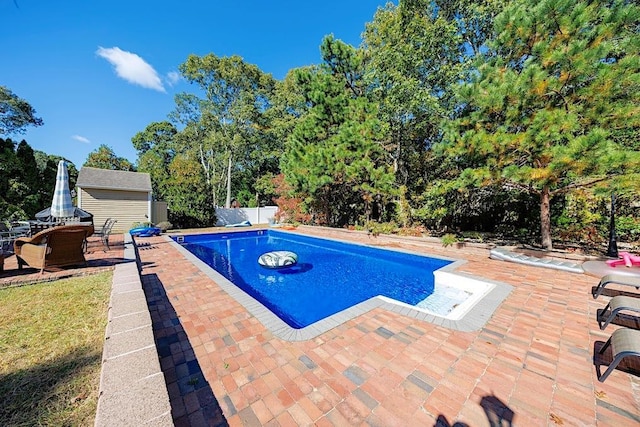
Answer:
549, 413, 564, 425
595, 390, 607, 399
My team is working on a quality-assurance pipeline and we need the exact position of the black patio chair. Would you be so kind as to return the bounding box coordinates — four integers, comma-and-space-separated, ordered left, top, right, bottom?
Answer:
93, 218, 117, 251
1, 222, 29, 253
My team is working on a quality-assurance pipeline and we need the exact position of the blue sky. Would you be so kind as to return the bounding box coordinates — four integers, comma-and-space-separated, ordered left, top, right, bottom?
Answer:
1, 0, 391, 169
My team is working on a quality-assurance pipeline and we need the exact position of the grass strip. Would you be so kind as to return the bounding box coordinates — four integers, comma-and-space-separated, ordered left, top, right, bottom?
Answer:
0, 272, 111, 426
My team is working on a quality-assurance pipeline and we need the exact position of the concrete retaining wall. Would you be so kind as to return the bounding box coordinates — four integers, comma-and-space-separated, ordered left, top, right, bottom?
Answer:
94, 234, 172, 426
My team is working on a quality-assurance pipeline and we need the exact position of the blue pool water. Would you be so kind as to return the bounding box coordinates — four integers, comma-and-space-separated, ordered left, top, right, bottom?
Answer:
175, 230, 452, 329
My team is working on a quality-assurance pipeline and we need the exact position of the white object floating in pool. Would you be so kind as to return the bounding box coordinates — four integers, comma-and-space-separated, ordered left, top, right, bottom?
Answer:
258, 251, 298, 268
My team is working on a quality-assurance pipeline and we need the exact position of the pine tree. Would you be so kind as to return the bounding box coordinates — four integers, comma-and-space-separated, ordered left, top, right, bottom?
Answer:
440, 0, 640, 249
281, 36, 395, 227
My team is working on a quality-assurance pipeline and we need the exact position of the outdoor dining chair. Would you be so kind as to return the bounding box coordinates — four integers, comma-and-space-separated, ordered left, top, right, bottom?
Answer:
94, 218, 117, 251
1, 223, 29, 253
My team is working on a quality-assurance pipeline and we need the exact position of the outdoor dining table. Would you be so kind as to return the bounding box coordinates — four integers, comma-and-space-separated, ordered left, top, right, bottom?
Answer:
28, 220, 64, 235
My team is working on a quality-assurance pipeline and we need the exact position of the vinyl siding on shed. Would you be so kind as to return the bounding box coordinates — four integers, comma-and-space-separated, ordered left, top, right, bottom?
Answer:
80, 188, 149, 232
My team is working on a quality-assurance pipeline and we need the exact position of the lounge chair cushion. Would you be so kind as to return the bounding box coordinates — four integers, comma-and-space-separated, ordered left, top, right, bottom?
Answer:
592, 274, 640, 299
598, 295, 640, 330
598, 327, 640, 382
489, 248, 584, 273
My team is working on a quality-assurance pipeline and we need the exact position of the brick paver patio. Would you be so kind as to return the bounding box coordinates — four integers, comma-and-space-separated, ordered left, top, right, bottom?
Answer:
0, 234, 127, 288
2, 227, 639, 425
136, 228, 640, 426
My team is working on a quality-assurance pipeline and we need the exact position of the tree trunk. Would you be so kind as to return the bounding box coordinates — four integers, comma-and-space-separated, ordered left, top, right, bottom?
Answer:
225, 154, 232, 208
391, 122, 400, 174
540, 186, 552, 250
211, 162, 218, 208
197, 142, 217, 207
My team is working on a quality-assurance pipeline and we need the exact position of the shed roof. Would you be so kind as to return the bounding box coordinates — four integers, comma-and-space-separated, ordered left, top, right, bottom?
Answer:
76, 167, 152, 192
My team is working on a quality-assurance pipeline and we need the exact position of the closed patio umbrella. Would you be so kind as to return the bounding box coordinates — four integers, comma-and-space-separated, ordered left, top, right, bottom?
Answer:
50, 160, 75, 219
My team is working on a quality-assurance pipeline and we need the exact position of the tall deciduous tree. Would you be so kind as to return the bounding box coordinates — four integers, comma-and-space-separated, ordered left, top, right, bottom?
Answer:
165, 153, 215, 228
439, 0, 640, 249
0, 86, 43, 136
132, 121, 178, 200
432, 0, 506, 57
84, 144, 135, 171
132, 120, 219, 227
178, 54, 275, 208
281, 36, 395, 226
362, 0, 465, 192
168, 93, 217, 203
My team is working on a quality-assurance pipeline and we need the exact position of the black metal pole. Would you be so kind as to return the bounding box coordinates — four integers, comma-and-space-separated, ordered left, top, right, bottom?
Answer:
606, 193, 618, 258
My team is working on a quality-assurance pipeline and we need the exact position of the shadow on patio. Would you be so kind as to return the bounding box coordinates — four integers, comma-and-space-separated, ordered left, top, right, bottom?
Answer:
142, 271, 228, 426
435, 394, 515, 427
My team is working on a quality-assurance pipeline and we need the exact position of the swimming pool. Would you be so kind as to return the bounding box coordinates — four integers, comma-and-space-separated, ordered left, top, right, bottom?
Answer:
176, 230, 451, 328
171, 229, 512, 339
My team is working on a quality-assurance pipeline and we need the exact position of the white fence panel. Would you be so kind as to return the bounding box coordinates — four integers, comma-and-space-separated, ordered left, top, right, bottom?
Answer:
215, 206, 278, 226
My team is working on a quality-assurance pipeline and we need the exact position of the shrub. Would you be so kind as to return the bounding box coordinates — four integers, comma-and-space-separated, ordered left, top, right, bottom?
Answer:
365, 221, 397, 237
131, 221, 153, 228
397, 225, 426, 237
461, 231, 484, 242
155, 221, 173, 232
554, 190, 603, 243
271, 174, 311, 225
616, 215, 640, 242
441, 233, 459, 247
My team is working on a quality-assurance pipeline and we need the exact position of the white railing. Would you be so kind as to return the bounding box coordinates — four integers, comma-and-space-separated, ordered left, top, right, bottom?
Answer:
215, 206, 278, 226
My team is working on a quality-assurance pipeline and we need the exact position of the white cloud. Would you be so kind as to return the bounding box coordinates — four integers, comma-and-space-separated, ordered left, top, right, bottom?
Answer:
166, 71, 181, 87
72, 135, 91, 144
96, 46, 166, 93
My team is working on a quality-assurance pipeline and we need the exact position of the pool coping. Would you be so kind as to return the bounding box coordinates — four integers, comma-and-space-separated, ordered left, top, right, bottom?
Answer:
166, 230, 513, 340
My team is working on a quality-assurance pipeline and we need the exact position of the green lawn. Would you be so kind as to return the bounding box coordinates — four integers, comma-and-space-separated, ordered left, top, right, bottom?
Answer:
0, 272, 111, 426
